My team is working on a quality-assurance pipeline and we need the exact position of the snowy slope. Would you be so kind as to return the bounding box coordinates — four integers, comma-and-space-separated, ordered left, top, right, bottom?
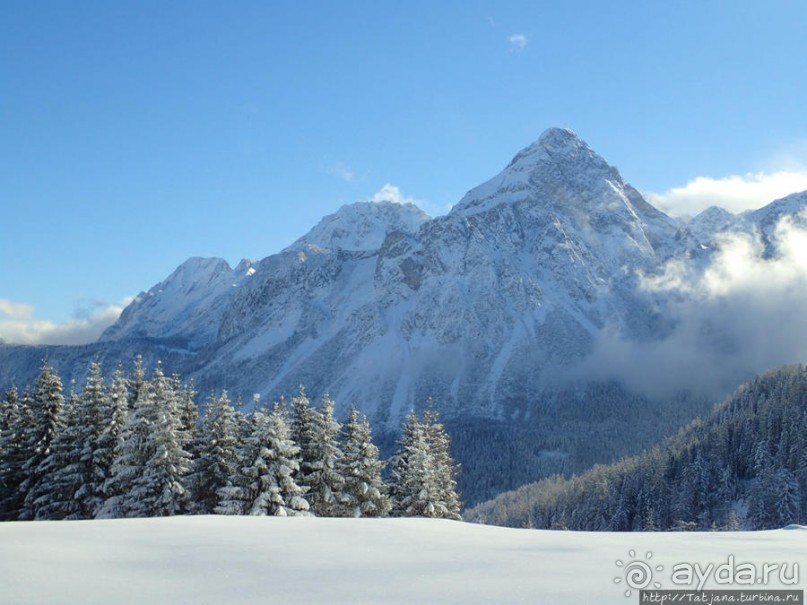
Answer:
0, 517, 804, 605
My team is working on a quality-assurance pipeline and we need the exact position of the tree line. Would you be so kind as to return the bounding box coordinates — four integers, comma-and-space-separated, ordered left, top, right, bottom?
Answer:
466, 365, 807, 531
0, 357, 461, 521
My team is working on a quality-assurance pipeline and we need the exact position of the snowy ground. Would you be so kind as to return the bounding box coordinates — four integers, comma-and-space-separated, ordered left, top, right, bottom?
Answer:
1, 517, 805, 605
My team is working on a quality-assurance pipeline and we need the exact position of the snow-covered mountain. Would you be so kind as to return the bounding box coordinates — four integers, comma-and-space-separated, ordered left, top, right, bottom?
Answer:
155, 128, 685, 421
3, 128, 807, 505
5, 128, 807, 417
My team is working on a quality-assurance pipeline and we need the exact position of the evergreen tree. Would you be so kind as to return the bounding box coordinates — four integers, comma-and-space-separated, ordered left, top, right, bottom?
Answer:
70, 359, 112, 517
216, 404, 309, 517
253, 403, 310, 516
0, 386, 17, 448
128, 362, 192, 516
192, 391, 239, 514
0, 386, 23, 519
26, 391, 83, 520
127, 354, 147, 408
98, 366, 156, 518
748, 442, 776, 529
31, 360, 115, 520
94, 365, 129, 513
390, 412, 442, 517
19, 360, 65, 520
0, 388, 33, 520
99, 362, 191, 517
174, 374, 199, 461
423, 404, 462, 520
339, 407, 390, 517
290, 385, 318, 487
774, 469, 800, 526
303, 393, 346, 516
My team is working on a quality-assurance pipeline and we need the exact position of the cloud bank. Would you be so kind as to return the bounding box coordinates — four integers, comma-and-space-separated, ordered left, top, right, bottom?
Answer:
578, 214, 807, 401
0, 297, 132, 346
646, 170, 807, 217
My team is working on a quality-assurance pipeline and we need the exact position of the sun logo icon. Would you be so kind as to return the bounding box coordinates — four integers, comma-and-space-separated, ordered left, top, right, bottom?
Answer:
614, 550, 663, 598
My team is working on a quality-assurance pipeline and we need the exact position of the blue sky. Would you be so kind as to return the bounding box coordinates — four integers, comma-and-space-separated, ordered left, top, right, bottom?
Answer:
2, 0, 807, 344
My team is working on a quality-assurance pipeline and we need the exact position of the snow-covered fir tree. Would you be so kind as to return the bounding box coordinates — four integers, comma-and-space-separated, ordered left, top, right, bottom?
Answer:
127, 354, 147, 408
0, 386, 17, 456
290, 385, 318, 487
25, 390, 83, 520
94, 364, 129, 513
26, 360, 115, 520
254, 403, 310, 516
69, 359, 111, 517
389, 407, 462, 520
422, 404, 462, 520
0, 386, 27, 520
269, 402, 311, 516
748, 441, 776, 529
303, 393, 347, 516
390, 412, 442, 518
19, 361, 65, 520
98, 367, 155, 518
174, 373, 199, 461
216, 403, 309, 517
339, 406, 390, 517
774, 469, 800, 526
99, 362, 192, 517
192, 391, 239, 514
214, 412, 259, 516
128, 362, 192, 517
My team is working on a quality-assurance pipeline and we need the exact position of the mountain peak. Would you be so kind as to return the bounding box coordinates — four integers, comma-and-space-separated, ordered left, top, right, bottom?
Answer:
289, 200, 430, 252
538, 126, 584, 147
453, 127, 626, 218
503, 127, 610, 175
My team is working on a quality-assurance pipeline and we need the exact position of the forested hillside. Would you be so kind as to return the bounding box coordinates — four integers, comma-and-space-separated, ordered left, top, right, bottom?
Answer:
467, 365, 807, 530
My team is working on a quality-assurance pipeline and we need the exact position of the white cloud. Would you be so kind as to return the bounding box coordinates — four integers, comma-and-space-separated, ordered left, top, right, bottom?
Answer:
329, 162, 356, 182
369, 183, 417, 205
508, 34, 528, 52
0, 297, 132, 346
0, 299, 34, 320
646, 170, 807, 217
577, 215, 807, 400
367, 183, 449, 218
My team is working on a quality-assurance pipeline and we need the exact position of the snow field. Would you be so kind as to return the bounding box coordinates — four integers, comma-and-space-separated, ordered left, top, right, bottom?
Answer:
1, 517, 805, 605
